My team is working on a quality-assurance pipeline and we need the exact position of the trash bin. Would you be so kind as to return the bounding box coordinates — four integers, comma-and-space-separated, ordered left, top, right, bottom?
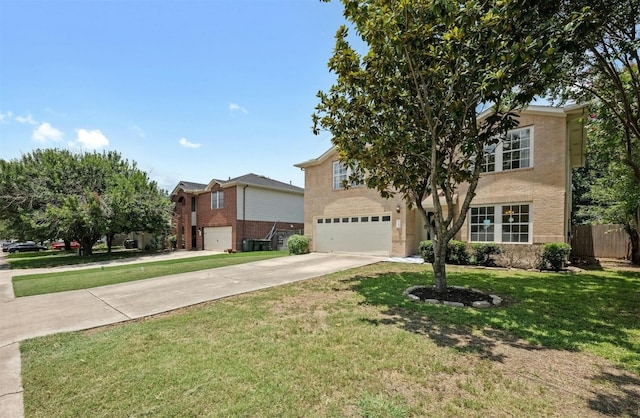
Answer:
252, 239, 271, 251
242, 239, 253, 252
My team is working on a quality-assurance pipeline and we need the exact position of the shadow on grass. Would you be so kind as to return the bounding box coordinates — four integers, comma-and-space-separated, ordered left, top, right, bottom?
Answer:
346, 266, 640, 415
588, 371, 640, 417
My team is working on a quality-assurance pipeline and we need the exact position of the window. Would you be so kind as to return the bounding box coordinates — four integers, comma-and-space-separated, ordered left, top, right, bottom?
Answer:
191, 196, 197, 212
502, 204, 530, 243
317, 219, 324, 224
342, 217, 349, 223
211, 191, 224, 209
482, 127, 532, 173
382, 215, 391, 221
469, 204, 531, 243
470, 206, 495, 242
351, 217, 359, 223
371, 216, 380, 222
333, 161, 361, 190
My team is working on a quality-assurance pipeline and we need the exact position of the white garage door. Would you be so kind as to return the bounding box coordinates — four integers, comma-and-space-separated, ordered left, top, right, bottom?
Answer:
314, 214, 391, 255
203, 226, 232, 251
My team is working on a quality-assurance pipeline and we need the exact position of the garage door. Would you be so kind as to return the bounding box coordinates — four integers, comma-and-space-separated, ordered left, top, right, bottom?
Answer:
203, 226, 232, 251
314, 213, 391, 255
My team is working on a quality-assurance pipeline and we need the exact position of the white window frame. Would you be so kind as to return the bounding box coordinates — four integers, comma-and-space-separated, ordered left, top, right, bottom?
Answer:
332, 161, 361, 190
482, 126, 534, 173
211, 191, 224, 210
469, 203, 532, 244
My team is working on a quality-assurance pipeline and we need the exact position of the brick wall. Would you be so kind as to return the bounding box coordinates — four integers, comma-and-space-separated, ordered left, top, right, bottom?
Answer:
302, 153, 411, 256
236, 220, 304, 251
457, 112, 569, 244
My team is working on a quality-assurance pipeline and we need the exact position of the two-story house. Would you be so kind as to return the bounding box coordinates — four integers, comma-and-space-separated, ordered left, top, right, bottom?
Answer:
171, 174, 304, 252
295, 104, 587, 257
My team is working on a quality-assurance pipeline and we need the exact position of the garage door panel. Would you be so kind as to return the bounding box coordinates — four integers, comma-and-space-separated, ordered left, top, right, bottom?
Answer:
314, 214, 391, 255
203, 226, 232, 251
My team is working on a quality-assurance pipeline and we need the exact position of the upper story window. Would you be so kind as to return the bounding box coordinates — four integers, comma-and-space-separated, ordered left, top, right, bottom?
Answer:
191, 196, 197, 212
482, 127, 532, 173
333, 161, 361, 190
211, 191, 224, 209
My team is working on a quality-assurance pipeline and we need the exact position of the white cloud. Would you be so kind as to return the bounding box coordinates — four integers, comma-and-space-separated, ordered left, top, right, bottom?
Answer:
76, 129, 109, 149
179, 137, 201, 149
229, 103, 248, 114
33, 122, 63, 143
130, 125, 146, 138
16, 113, 37, 125
0, 110, 13, 124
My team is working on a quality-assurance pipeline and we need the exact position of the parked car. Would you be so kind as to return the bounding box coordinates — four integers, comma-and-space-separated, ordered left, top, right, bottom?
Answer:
51, 240, 81, 250
1, 241, 17, 252
7, 241, 47, 253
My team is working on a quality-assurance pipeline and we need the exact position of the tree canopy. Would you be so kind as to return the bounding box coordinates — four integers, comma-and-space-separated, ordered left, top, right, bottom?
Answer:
557, 0, 640, 263
0, 149, 172, 255
314, 0, 603, 291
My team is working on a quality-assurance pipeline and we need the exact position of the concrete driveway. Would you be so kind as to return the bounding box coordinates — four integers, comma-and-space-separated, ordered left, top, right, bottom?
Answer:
0, 251, 382, 418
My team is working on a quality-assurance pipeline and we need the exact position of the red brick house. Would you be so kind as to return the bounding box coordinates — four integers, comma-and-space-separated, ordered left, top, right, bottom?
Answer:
170, 174, 304, 252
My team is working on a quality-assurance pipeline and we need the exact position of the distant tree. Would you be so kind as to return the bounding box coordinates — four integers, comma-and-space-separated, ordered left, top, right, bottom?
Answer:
0, 149, 171, 256
313, 0, 602, 294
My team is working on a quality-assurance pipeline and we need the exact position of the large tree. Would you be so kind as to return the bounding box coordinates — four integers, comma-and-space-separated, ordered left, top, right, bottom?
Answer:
313, 0, 602, 293
0, 149, 172, 256
557, 0, 640, 263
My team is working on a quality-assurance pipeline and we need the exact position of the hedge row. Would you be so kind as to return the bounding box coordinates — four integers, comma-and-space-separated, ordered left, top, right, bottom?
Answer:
419, 240, 571, 271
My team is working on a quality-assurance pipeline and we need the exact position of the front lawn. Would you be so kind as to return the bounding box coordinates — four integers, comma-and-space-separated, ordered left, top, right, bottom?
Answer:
13, 251, 288, 297
7, 248, 155, 269
21, 263, 640, 417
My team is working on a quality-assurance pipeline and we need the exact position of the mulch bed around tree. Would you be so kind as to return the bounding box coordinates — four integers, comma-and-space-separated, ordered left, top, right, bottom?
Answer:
407, 286, 497, 307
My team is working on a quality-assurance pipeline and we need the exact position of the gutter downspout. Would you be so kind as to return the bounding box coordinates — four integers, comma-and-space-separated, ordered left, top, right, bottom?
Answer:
242, 184, 249, 249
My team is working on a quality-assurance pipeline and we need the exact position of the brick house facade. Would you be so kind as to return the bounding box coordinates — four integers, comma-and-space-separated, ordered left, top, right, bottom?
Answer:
171, 174, 304, 252
295, 105, 586, 257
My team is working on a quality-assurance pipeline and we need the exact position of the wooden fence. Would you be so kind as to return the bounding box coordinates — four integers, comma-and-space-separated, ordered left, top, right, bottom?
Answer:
571, 224, 630, 259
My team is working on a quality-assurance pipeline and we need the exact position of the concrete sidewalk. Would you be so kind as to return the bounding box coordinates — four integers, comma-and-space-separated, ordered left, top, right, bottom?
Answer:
0, 252, 381, 418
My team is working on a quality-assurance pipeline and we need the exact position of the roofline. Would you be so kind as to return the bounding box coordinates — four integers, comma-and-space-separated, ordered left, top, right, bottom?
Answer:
294, 146, 338, 169
478, 103, 587, 121
221, 179, 304, 194
169, 182, 208, 197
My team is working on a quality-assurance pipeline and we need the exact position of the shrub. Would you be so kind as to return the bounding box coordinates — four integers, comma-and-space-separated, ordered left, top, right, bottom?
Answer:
419, 240, 469, 265
447, 240, 470, 265
419, 240, 435, 263
472, 243, 502, 266
537, 243, 571, 271
287, 234, 310, 255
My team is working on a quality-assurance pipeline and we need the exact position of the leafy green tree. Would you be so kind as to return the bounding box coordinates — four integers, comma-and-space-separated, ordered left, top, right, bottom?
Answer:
0, 149, 171, 256
558, 0, 640, 262
313, 0, 600, 294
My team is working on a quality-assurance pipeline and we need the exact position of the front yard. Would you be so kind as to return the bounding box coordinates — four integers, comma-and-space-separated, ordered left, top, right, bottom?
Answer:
20, 263, 640, 417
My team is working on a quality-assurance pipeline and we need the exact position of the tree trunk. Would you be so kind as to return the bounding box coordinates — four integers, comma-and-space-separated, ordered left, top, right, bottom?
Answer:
64, 239, 71, 251
106, 233, 115, 253
432, 237, 448, 296
80, 239, 93, 256
630, 229, 640, 265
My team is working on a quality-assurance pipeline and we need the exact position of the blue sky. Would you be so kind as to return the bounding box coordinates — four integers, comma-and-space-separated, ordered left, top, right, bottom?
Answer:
0, 0, 355, 190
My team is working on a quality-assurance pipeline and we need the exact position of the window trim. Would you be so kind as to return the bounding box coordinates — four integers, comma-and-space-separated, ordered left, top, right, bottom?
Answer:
482, 126, 534, 174
332, 161, 362, 190
468, 203, 532, 244
211, 190, 224, 210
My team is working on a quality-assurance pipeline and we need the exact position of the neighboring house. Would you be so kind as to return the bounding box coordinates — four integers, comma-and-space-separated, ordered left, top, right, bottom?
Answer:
295, 104, 587, 257
170, 174, 304, 252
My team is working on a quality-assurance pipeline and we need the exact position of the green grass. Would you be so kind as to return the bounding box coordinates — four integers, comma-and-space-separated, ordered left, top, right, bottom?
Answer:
12, 251, 288, 297
7, 247, 151, 269
20, 263, 640, 417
